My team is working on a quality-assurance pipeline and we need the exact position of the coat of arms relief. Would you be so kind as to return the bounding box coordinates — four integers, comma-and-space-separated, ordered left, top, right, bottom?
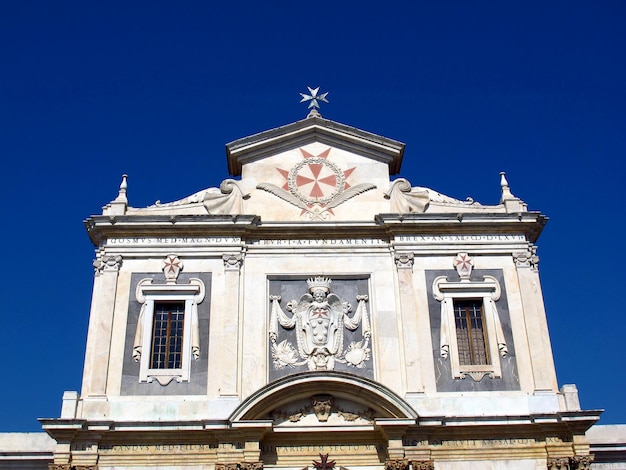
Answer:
269, 277, 371, 375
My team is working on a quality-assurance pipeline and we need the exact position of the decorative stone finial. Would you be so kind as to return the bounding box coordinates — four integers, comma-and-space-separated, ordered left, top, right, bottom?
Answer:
113, 174, 128, 202
500, 172, 515, 201
102, 174, 129, 215
499, 172, 528, 213
300, 86, 329, 118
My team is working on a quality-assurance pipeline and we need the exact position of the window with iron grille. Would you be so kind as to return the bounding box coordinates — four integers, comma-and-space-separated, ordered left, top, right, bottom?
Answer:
432, 273, 507, 380
454, 299, 489, 366
151, 301, 185, 369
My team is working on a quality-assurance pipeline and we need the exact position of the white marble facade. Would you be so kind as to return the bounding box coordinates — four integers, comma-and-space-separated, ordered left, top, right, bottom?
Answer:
35, 115, 606, 469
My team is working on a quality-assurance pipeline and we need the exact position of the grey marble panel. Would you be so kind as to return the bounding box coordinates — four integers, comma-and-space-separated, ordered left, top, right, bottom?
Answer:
268, 277, 373, 382
425, 269, 520, 392
121, 272, 211, 395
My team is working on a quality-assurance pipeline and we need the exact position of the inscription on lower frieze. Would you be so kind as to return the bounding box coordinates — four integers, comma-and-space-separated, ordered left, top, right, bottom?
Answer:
396, 234, 525, 243
261, 444, 386, 456
99, 442, 236, 453
107, 237, 241, 245
253, 238, 386, 246
427, 438, 536, 447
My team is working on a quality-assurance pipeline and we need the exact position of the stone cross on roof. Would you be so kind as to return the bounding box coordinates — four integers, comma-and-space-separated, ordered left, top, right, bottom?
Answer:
300, 86, 329, 117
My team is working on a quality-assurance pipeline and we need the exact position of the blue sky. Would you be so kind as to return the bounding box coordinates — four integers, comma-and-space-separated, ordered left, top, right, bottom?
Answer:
1, 2, 624, 431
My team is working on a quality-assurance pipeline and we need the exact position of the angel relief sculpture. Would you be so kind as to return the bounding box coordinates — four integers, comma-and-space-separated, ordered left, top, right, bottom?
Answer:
269, 277, 371, 371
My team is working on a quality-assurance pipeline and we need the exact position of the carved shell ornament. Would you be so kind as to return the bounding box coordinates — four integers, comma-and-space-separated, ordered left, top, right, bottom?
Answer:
257, 148, 376, 220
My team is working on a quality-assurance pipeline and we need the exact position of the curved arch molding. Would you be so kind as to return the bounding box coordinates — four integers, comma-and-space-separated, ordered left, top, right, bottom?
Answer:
230, 371, 418, 422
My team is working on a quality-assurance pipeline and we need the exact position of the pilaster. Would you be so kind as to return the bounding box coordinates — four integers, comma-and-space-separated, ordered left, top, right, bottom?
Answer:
81, 253, 122, 397
220, 252, 244, 396
513, 247, 558, 391
394, 252, 424, 393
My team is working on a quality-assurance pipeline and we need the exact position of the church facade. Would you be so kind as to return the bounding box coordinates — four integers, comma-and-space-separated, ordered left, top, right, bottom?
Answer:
26, 106, 619, 469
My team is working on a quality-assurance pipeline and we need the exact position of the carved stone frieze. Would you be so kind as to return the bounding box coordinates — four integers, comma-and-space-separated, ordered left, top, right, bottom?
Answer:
93, 254, 122, 275
216, 463, 262, 470
385, 459, 409, 470
394, 252, 414, 269
223, 253, 244, 270
571, 456, 593, 470
240, 462, 264, 470
411, 461, 435, 470
547, 457, 571, 469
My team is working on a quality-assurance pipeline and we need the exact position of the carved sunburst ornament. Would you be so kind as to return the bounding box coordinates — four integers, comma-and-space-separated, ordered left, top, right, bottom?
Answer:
256, 148, 376, 220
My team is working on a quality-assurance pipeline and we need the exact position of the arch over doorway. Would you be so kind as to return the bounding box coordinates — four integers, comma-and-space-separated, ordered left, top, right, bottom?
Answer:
230, 371, 417, 422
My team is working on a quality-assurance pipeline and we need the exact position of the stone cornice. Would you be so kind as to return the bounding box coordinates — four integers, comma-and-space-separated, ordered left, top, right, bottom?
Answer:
38, 409, 601, 441
376, 211, 548, 243
84, 214, 260, 246
84, 211, 548, 247
226, 116, 405, 176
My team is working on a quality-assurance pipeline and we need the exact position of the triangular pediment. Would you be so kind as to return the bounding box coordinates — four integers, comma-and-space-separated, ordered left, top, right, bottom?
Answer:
226, 115, 405, 176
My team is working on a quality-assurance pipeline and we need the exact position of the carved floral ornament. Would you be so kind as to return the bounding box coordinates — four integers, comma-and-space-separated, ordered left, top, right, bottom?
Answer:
269, 277, 371, 371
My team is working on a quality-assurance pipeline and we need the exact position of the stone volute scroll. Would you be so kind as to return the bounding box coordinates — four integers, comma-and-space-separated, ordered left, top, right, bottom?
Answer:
149, 178, 250, 214
385, 178, 477, 213
269, 277, 371, 371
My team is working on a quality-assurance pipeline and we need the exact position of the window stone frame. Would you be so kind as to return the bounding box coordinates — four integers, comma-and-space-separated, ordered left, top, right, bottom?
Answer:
134, 279, 205, 385
432, 275, 507, 382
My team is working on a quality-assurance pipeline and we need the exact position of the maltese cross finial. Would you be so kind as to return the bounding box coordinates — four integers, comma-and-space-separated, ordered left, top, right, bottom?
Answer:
300, 86, 329, 117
